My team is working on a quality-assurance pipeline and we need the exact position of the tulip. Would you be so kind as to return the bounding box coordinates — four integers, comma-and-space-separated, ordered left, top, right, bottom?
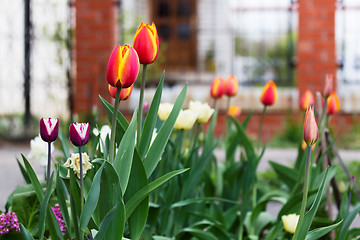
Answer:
40, 118, 59, 142
322, 74, 333, 99
133, 22, 159, 65
260, 80, 277, 106
224, 75, 238, 97
303, 105, 318, 146
158, 103, 174, 121
299, 90, 314, 111
282, 214, 299, 234
174, 109, 198, 130
210, 77, 224, 99
106, 44, 139, 88
188, 101, 214, 123
108, 84, 133, 101
69, 122, 90, 147
227, 106, 241, 117
326, 92, 340, 115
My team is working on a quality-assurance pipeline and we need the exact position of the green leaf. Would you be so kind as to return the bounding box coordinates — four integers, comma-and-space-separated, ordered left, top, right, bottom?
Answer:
338, 203, 360, 240
114, 110, 137, 194
16, 158, 31, 184
269, 161, 299, 189
80, 163, 105, 231
93, 205, 118, 240
21, 154, 44, 202
171, 197, 238, 208
69, 169, 81, 240
55, 173, 71, 236
20, 223, 35, 240
177, 227, 217, 240
305, 220, 342, 240
38, 173, 54, 238
138, 72, 164, 158
143, 84, 187, 177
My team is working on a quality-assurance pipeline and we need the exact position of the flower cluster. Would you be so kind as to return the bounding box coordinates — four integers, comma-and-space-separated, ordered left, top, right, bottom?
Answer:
64, 153, 93, 179
51, 204, 67, 233
0, 212, 20, 235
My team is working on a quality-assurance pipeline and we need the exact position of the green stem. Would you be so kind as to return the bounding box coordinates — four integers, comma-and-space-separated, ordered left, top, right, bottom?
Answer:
293, 145, 312, 240
257, 105, 267, 148
225, 97, 231, 139
79, 146, 84, 239
109, 86, 121, 163
212, 98, 217, 109
46, 142, 51, 187
137, 64, 148, 145
319, 97, 328, 136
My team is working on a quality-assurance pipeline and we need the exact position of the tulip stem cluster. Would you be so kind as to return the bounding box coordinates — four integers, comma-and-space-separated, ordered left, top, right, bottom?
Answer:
293, 145, 312, 240
109, 86, 121, 163
137, 64, 148, 145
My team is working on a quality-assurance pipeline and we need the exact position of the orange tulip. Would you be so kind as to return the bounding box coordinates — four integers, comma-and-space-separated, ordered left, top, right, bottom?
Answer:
260, 81, 277, 106
327, 92, 340, 115
303, 105, 318, 146
210, 77, 224, 99
106, 45, 139, 88
299, 90, 314, 111
108, 84, 134, 101
227, 106, 241, 117
133, 22, 159, 64
224, 75, 238, 97
322, 74, 333, 98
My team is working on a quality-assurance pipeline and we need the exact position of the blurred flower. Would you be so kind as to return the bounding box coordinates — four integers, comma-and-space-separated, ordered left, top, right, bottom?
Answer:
64, 152, 93, 179
108, 84, 133, 101
28, 135, 54, 167
299, 90, 314, 111
260, 80, 277, 106
227, 106, 241, 117
51, 204, 67, 233
281, 214, 299, 234
69, 123, 89, 147
303, 105, 318, 146
158, 103, 174, 121
133, 22, 159, 64
224, 75, 238, 97
106, 45, 139, 88
174, 109, 198, 130
323, 74, 333, 98
93, 125, 111, 153
0, 212, 20, 235
326, 92, 340, 115
210, 77, 224, 99
143, 102, 150, 114
40, 118, 59, 142
338, 181, 346, 193
189, 101, 214, 123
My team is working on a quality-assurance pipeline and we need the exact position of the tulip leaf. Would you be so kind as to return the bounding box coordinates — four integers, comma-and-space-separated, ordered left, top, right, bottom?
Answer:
93, 204, 119, 240
20, 223, 35, 240
16, 158, 31, 184
80, 162, 105, 231
305, 220, 342, 240
138, 71, 164, 158
338, 203, 360, 240
114, 110, 137, 194
69, 168, 81, 240
269, 161, 299, 189
21, 154, 44, 201
176, 227, 217, 240
55, 171, 71, 237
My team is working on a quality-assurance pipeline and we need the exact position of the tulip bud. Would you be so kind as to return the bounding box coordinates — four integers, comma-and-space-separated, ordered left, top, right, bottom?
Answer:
210, 77, 224, 99
322, 74, 333, 98
133, 22, 159, 65
326, 92, 340, 115
299, 90, 314, 111
106, 45, 140, 88
227, 106, 241, 117
224, 75, 238, 97
108, 84, 134, 101
40, 118, 59, 142
69, 122, 89, 147
260, 81, 277, 106
303, 105, 318, 146
281, 214, 299, 234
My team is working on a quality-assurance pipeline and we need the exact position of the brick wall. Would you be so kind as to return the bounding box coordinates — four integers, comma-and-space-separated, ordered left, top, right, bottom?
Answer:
297, 0, 337, 96
74, 0, 116, 115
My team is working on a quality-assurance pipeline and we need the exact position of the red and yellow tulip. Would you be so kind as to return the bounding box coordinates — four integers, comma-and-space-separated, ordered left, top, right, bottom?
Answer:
106, 45, 139, 88
133, 22, 159, 65
303, 105, 318, 146
224, 75, 238, 97
299, 90, 314, 111
210, 77, 224, 99
260, 81, 277, 106
108, 84, 134, 101
326, 92, 340, 115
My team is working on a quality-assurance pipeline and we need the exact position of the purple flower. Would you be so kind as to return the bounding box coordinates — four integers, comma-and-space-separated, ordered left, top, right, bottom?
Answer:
40, 118, 59, 142
0, 212, 20, 235
51, 204, 67, 233
69, 122, 89, 147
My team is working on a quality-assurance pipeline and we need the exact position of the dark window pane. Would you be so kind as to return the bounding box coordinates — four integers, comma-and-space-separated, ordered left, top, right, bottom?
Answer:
158, 25, 171, 40
177, 2, 191, 17
177, 24, 191, 39
158, 2, 170, 17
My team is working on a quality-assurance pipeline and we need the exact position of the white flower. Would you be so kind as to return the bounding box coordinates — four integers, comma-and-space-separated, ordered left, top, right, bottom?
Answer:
63, 152, 93, 179
189, 101, 214, 123
281, 214, 299, 234
93, 125, 111, 152
28, 135, 54, 167
158, 103, 174, 121
174, 109, 198, 130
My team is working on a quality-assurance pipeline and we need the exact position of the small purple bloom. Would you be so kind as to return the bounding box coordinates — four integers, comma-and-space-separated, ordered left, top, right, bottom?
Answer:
69, 122, 89, 147
51, 204, 67, 233
0, 212, 20, 235
40, 118, 59, 142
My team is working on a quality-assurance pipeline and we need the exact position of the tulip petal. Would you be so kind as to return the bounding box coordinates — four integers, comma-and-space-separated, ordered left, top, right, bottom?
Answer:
106, 45, 121, 87
69, 123, 89, 147
118, 46, 140, 88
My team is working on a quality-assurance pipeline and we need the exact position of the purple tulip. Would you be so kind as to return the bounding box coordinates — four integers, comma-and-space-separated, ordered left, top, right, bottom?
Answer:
69, 122, 89, 147
40, 118, 59, 142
